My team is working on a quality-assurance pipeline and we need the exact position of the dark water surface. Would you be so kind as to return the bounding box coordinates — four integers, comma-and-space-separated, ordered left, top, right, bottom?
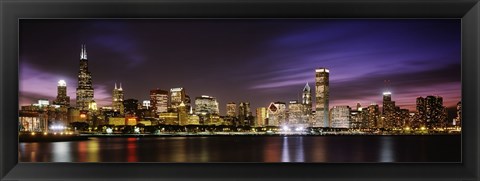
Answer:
19, 135, 460, 162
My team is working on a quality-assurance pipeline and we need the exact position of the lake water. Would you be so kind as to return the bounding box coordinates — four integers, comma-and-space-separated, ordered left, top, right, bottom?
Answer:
18, 135, 461, 162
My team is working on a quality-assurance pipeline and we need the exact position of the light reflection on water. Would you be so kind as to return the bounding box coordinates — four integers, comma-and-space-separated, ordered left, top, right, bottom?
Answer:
18, 135, 460, 162
281, 137, 290, 162
379, 137, 394, 162
52, 142, 72, 162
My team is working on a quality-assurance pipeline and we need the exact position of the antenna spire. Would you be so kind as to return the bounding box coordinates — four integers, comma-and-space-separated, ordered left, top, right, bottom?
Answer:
83, 44, 87, 59
80, 44, 88, 60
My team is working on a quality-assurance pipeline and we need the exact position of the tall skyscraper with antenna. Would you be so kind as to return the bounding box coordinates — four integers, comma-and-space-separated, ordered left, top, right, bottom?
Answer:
112, 83, 124, 115
76, 44, 95, 111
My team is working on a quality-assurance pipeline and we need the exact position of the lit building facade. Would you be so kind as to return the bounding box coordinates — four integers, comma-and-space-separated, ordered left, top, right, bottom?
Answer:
301, 83, 312, 115
315, 68, 329, 127
288, 100, 303, 125
170, 87, 186, 112
256, 107, 267, 127
150, 89, 169, 114
454, 101, 461, 126
194, 95, 220, 115
267, 101, 286, 126
76, 44, 95, 111
416, 95, 447, 128
350, 109, 365, 129
238, 102, 252, 125
112, 83, 124, 115
142, 100, 151, 109
382, 91, 396, 129
366, 104, 381, 128
178, 102, 188, 126
53, 80, 70, 106
330, 105, 351, 128
226, 102, 237, 117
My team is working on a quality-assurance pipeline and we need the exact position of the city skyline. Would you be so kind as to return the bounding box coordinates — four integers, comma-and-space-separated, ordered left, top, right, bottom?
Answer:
19, 19, 461, 114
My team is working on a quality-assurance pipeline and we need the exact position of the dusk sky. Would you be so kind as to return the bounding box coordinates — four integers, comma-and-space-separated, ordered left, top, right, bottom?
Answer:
19, 19, 461, 115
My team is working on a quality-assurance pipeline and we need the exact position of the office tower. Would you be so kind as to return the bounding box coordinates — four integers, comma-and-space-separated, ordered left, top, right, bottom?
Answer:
123, 99, 138, 116
76, 44, 95, 111
455, 101, 461, 126
256, 107, 267, 127
330, 105, 351, 128
226, 102, 236, 117
150, 89, 169, 114
366, 104, 380, 128
315, 68, 329, 127
382, 91, 396, 128
417, 95, 446, 128
185, 95, 191, 112
267, 101, 286, 126
194, 95, 220, 115
288, 100, 303, 125
395, 108, 410, 128
239, 102, 253, 126
112, 83, 124, 115
350, 109, 365, 129
302, 83, 312, 115
178, 101, 188, 126
170, 87, 186, 112
53, 80, 70, 106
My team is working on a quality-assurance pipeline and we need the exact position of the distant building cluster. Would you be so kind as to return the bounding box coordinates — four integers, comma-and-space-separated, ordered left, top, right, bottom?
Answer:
19, 44, 461, 133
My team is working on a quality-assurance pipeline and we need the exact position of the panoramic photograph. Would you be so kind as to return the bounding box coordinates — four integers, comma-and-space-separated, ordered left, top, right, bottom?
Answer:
18, 19, 461, 162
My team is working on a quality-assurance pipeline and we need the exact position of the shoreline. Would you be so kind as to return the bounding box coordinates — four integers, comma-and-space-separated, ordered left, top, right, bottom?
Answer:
19, 132, 461, 142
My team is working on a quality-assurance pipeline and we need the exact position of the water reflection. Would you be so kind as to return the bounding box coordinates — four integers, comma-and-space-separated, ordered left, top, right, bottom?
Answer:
379, 137, 394, 162
87, 139, 99, 162
126, 138, 137, 162
281, 137, 290, 162
18, 135, 460, 162
52, 142, 72, 162
77, 141, 87, 162
294, 137, 305, 162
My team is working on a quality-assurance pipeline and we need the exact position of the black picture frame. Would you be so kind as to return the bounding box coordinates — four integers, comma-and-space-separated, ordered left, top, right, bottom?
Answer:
1, 0, 479, 180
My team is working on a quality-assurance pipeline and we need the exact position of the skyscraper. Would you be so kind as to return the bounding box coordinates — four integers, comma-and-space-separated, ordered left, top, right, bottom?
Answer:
226, 102, 236, 117
301, 83, 312, 115
288, 100, 303, 125
455, 101, 461, 126
53, 80, 70, 106
123, 99, 138, 116
238, 102, 252, 125
330, 105, 351, 128
150, 89, 169, 114
382, 91, 396, 128
366, 104, 381, 128
76, 44, 95, 111
256, 107, 267, 127
416, 95, 446, 128
267, 101, 286, 126
112, 83, 124, 115
170, 87, 186, 112
315, 68, 329, 127
194, 95, 220, 115
178, 101, 188, 126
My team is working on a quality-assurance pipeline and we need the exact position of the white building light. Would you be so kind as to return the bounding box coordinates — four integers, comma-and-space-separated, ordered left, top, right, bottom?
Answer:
58, 80, 67, 87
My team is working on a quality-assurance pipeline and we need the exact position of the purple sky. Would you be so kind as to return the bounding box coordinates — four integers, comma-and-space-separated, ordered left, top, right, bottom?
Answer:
19, 19, 461, 115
